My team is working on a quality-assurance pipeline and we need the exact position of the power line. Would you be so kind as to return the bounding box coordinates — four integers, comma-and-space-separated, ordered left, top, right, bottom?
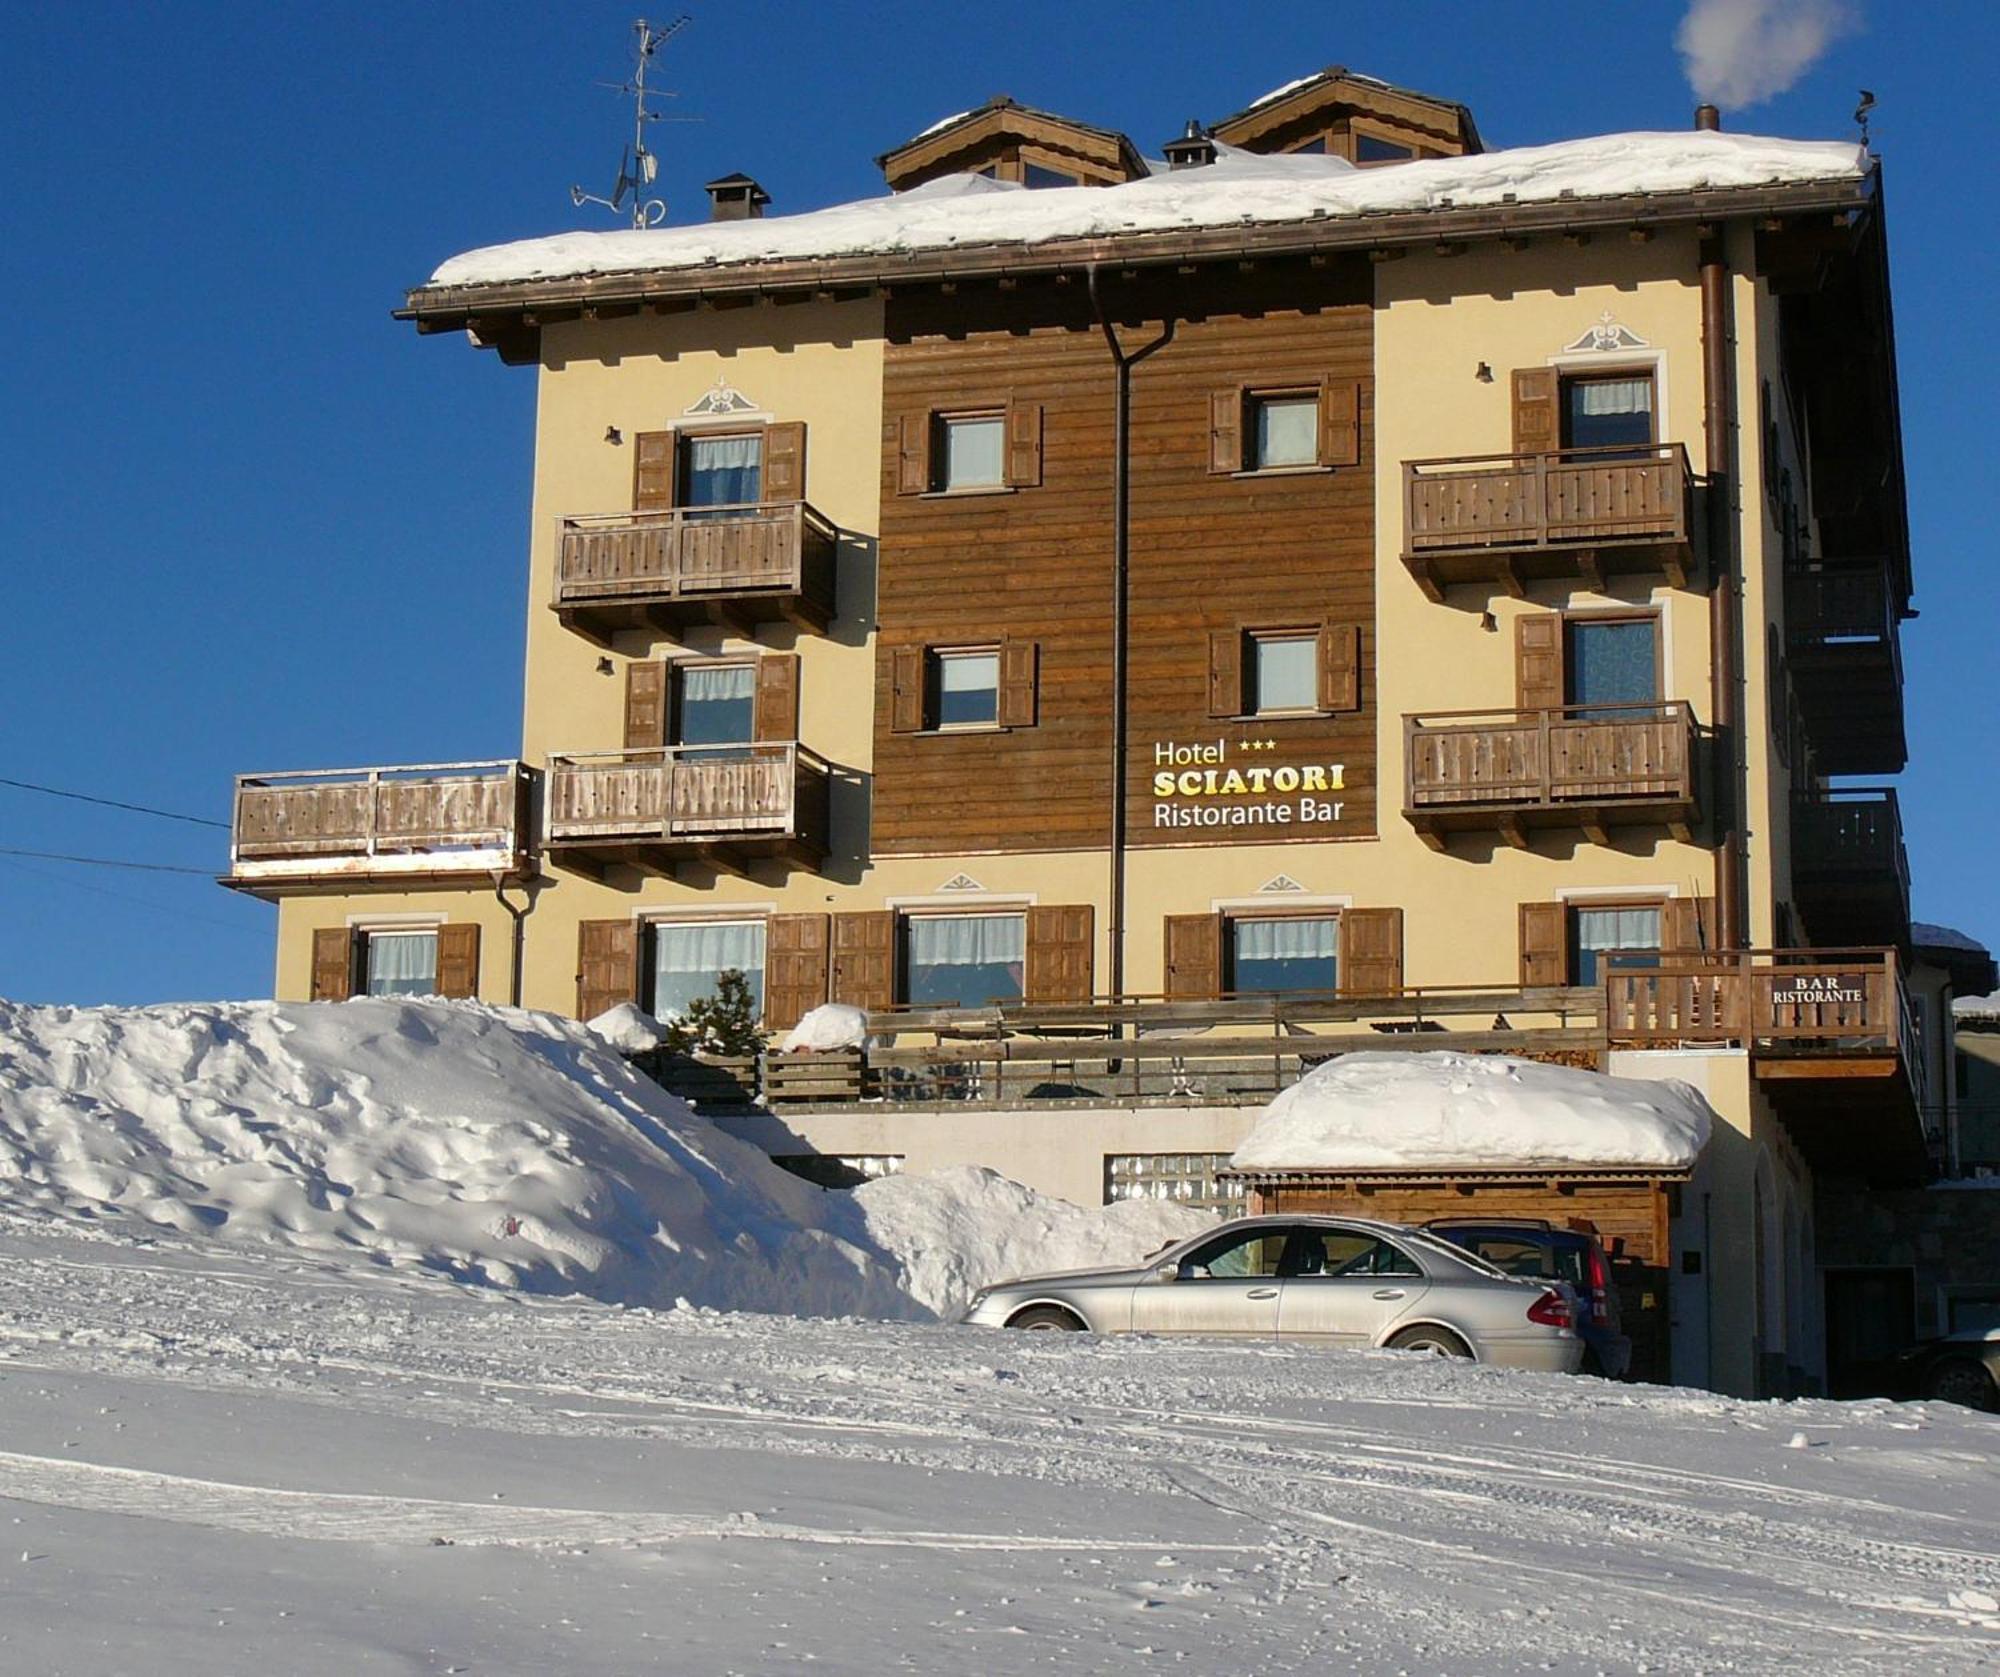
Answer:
0, 775, 229, 831
0, 846, 213, 876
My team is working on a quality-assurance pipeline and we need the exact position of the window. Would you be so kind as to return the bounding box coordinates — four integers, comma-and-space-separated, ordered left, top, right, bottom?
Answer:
902, 912, 1025, 1007
1105, 1154, 1248, 1212
673, 663, 756, 749
1249, 392, 1319, 469
1561, 371, 1655, 452
1565, 616, 1658, 708
362, 929, 438, 997
928, 648, 1000, 729
1285, 1230, 1422, 1278
1569, 904, 1662, 987
1248, 631, 1318, 714
679, 431, 761, 511
1354, 132, 1416, 164
1229, 916, 1338, 995
1179, 1227, 1286, 1280
935, 413, 1006, 490
647, 919, 766, 1021
1288, 136, 1329, 155
1023, 162, 1079, 189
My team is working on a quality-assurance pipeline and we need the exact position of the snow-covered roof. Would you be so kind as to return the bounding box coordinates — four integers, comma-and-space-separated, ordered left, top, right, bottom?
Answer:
1230, 1051, 1714, 1174
421, 129, 1865, 294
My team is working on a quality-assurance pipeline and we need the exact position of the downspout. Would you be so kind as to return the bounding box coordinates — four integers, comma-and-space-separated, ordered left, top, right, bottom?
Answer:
1696, 101, 1746, 950
494, 874, 535, 1008
1085, 263, 1175, 1001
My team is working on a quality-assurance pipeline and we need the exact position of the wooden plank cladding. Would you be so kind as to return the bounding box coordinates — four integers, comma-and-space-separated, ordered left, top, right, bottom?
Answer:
226, 762, 534, 894
1791, 788, 1911, 948
554, 502, 837, 641
873, 264, 1376, 858
545, 743, 830, 875
1401, 443, 1693, 601
1404, 703, 1697, 847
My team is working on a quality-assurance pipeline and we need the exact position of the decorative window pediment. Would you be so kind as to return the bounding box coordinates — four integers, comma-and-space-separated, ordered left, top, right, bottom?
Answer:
682, 379, 765, 420
1562, 313, 1650, 355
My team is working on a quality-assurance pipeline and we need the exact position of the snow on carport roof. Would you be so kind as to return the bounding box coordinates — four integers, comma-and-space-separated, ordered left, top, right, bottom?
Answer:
422, 128, 1865, 292
1230, 1051, 1714, 1174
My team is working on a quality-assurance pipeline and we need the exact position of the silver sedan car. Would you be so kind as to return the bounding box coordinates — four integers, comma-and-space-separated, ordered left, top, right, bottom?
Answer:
960, 1215, 1585, 1373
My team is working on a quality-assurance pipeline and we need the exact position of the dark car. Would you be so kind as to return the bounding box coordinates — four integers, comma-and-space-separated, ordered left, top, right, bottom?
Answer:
1423, 1217, 1632, 1380
1888, 1329, 2000, 1413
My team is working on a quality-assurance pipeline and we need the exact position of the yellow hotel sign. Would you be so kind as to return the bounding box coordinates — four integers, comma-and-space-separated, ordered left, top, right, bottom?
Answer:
1150, 737, 1347, 830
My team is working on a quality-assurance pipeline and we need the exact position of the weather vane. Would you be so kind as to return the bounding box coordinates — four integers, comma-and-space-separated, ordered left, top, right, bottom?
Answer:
1854, 89, 1876, 149
570, 16, 694, 229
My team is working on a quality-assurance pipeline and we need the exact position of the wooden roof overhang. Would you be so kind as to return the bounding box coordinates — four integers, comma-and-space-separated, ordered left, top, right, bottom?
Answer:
399, 172, 1876, 365
876, 100, 1148, 191
1210, 68, 1482, 156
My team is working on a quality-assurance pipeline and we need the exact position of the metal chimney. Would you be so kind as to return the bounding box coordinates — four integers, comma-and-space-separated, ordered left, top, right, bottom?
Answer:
1162, 120, 1218, 170
1694, 103, 1721, 131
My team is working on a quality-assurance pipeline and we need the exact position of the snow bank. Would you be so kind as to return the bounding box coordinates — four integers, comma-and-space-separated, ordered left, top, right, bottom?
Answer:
1231, 1051, 1714, 1173
781, 1003, 869, 1053
426, 130, 1864, 290
586, 1001, 670, 1054
0, 996, 915, 1318
853, 1165, 1216, 1319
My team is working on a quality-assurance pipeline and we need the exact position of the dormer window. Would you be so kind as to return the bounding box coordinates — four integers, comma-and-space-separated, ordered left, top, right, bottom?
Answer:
1354, 132, 1416, 164
877, 97, 1147, 192
1022, 162, 1079, 188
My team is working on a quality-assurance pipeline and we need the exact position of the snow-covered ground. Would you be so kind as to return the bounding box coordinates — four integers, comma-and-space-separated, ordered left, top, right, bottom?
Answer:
0, 1223, 1996, 1674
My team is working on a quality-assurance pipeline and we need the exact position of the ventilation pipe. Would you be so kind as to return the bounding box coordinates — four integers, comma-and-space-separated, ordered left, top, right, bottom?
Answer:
1696, 102, 1746, 949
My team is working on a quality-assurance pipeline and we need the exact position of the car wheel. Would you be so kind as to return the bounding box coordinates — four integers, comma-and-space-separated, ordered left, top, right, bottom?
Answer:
1925, 1358, 2000, 1413
1386, 1325, 1473, 1359
1007, 1305, 1085, 1332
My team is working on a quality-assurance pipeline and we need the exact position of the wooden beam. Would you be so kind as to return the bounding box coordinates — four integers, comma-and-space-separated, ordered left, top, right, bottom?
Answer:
1755, 1056, 1898, 1081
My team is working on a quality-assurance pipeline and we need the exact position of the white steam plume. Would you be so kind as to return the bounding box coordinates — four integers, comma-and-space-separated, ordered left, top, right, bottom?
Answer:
1677, 0, 1861, 110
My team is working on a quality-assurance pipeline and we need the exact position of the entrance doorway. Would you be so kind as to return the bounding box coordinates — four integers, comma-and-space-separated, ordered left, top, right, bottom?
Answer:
1823, 1267, 1916, 1399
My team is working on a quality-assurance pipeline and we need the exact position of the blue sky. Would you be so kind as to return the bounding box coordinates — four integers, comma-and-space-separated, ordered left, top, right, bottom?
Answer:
1, 1, 1993, 1004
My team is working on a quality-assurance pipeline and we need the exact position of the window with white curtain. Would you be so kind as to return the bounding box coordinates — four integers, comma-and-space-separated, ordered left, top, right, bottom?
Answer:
1229, 916, 1338, 995
902, 913, 1025, 1007
1568, 904, 1662, 987
1249, 633, 1318, 714
1250, 393, 1319, 469
673, 663, 756, 749
680, 432, 762, 511
648, 920, 766, 1020
937, 414, 1006, 489
363, 930, 438, 997
1561, 372, 1655, 452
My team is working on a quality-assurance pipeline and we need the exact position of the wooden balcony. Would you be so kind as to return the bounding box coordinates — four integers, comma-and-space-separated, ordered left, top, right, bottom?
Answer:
1405, 703, 1698, 848
1605, 947, 1930, 1181
1792, 788, 1911, 949
554, 501, 838, 642
1402, 443, 1695, 601
1785, 561, 1906, 774
545, 743, 831, 877
224, 761, 534, 896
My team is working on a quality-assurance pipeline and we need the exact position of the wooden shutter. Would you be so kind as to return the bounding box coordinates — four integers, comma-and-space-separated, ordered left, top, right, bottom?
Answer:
1208, 389, 1243, 474
764, 913, 830, 1031
310, 928, 353, 1002
997, 639, 1038, 729
576, 920, 639, 1020
435, 923, 480, 1000
1512, 368, 1559, 455
1004, 399, 1043, 488
753, 653, 800, 743
633, 430, 676, 510
893, 412, 930, 495
1338, 908, 1404, 996
889, 645, 925, 733
1207, 628, 1243, 718
763, 420, 805, 503
1664, 896, 1718, 954
1317, 622, 1361, 713
1164, 913, 1222, 1000
1515, 614, 1564, 712
624, 660, 670, 749
1319, 378, 1362, 467
830, 911, 896, 1011
1025, 905, 1093, 1003
1519, 902, 1567, 988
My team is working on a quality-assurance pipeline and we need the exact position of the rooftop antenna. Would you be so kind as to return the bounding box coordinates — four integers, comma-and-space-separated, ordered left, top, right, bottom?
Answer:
570, 16, 694, 228
1854, 88, 1876, 149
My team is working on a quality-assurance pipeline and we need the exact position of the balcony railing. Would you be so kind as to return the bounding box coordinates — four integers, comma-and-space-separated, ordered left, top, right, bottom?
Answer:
1785, 561, 1906, 775
225, 761, 534, 893
554, 501, 838, 640
1404, 703, 1698, 846
1792, 788, 1911, 947
545, 742, 830, 873
1402, 443, 1695, 600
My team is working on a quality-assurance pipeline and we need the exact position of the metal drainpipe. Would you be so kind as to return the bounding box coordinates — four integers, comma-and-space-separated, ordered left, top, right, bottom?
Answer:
1696, 100, 1745, 950
1085, 264, 1175, 1001
493, 875, 534, 1008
